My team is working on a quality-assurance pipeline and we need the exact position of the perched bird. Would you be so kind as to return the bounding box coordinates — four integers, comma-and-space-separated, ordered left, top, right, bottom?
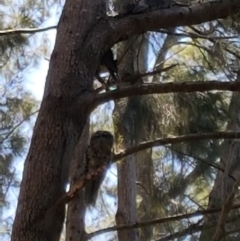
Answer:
84, 131, 114, 206
96, 49, 119, 88
100, 49, 119, 81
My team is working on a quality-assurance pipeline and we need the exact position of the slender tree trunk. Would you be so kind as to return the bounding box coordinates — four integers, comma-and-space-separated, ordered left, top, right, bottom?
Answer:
136, 31, 179, 240
136, 150, 154, 241
114, 98, 138, 241
65, 122, 89, 241
132, 32, 155, 241
113, 4, 139, 235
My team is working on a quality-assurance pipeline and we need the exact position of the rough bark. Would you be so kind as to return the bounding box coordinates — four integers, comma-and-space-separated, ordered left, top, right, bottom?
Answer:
114, 9, 138, 237
136, 149, 154, 241
116, 153, 138, 241
114, 88, 139, 241
11, 1, 107, 241
65, 122, 89, 241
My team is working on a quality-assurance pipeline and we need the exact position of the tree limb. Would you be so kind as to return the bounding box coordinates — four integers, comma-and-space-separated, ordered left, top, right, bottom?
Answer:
93, 81, 240, 107
0, 26, 56, 36
98, 1, 240, 47
87, 203, 240, 239
121, 64, 178, 84
158, 214, 240, 241
113, 132, 240, 161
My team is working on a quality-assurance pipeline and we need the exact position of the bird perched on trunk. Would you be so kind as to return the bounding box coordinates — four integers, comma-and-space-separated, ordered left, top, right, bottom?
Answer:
96, 49, 119, 88
84, 131, 114, 206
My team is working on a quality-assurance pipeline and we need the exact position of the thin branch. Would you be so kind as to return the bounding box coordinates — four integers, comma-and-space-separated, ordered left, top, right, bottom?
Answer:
136, 182, 151, 196
225, 227, 240, 237
113, 132, 240, 161
0, 26, 57, 36
93, 81, 240, 106
158, 220, 204, 241
156, 29, 238, 41
168, 147, 236, 181
121, 64, 178, 83
158, 213, 240, 241
87, 203, 240, 239
0, 110, 39, 144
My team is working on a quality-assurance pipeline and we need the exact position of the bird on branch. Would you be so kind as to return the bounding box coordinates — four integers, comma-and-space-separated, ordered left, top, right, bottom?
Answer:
95, 49, 119, 89
84, 130, 114, 206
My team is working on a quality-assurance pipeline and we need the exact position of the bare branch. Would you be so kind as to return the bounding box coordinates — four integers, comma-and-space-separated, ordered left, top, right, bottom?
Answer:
88, 203, 240, 239
94, 81, 240, 106
158, 214, 240, 241
121, 64, 178, 84
0, 110, 39, 144
167, 147, 236, 181
158, 221, 205, 241
157, 29, 238, 41
0, 26, 57, 36
113, 132, 240, 161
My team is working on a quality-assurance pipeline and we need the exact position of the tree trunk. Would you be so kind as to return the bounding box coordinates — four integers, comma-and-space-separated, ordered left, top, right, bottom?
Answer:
114, 98, 138, 241
11, 1, 106, 240
136, 150, 154, 241
113, 8, 139, 237
65, 122, 89, 241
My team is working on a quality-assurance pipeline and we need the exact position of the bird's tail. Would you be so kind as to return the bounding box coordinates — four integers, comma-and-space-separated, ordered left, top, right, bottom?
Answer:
84, 171, 106, 206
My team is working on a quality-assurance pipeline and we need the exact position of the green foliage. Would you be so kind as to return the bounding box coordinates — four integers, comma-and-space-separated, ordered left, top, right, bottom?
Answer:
0, 1, 50, 237
0, 94, 37, 197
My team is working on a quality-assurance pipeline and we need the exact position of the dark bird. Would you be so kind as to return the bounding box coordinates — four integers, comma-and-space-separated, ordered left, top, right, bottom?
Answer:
84, 130, 114, 206
100, 49, 119, 81
96, 49, 119, 89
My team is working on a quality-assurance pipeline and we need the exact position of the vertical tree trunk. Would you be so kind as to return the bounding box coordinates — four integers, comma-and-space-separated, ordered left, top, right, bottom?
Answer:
134, 31, 178, 241
114, 98, 138, 241
116, 153, 138, 241
113, 4, 139, 235
11, 1, 106, 240
132, 33, 154, 241
135, 150, 154, 241
65, 122, 89, 241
